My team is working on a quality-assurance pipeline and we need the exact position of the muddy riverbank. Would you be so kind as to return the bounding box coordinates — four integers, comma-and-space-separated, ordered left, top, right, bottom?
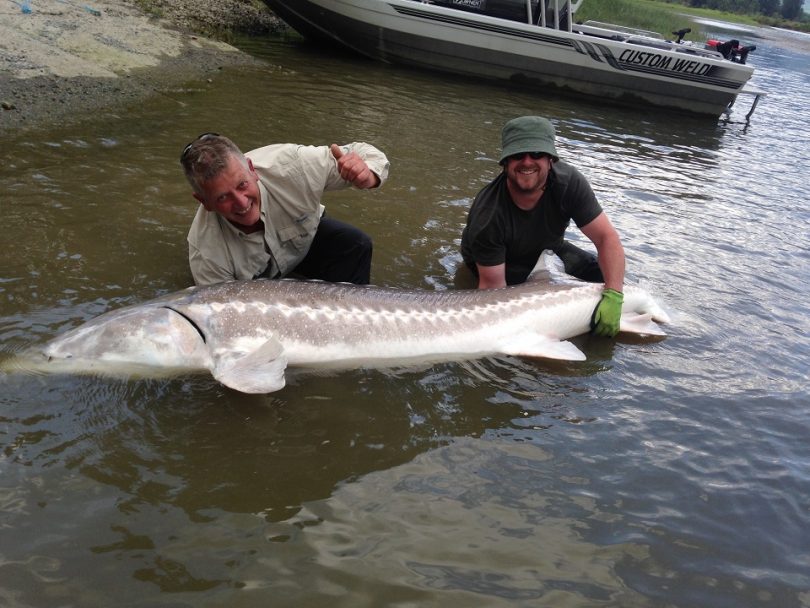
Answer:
0, 0, 283, 135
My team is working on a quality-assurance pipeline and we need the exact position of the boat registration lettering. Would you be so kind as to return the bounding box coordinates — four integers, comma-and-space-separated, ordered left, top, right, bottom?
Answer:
619, 49, 711, 76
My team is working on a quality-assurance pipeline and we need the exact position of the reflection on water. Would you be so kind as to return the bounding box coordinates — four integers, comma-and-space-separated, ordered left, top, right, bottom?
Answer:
1, 25, 809, 607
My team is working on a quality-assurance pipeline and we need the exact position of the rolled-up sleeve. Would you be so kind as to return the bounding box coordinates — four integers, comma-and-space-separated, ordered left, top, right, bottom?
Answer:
345, 141, 390, 187
313, 142, 389, 191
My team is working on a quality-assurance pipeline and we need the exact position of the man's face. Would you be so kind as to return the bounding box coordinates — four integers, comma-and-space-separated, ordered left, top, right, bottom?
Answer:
504, 152, 552, 197
194, 155, 262, 230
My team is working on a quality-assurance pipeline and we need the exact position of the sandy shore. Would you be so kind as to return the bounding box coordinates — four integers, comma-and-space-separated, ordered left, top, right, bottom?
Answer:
0, 0, 282, 135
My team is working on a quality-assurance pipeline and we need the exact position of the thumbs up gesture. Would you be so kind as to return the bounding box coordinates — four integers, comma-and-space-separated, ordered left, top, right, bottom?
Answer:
331, 144, 380, 189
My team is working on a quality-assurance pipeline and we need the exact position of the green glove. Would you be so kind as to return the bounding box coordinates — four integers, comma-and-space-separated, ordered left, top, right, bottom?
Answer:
590, 288, 623, 338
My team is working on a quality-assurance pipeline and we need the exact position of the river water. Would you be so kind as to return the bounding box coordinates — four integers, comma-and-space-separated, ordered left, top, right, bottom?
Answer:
1, 21, 809, 608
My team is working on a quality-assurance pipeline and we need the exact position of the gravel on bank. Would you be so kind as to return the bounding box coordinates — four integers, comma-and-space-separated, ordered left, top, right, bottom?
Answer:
0, 0, 285, 136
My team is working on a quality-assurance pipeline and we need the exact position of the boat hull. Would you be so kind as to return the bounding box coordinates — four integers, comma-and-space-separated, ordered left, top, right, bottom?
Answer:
264, 0, 755, 116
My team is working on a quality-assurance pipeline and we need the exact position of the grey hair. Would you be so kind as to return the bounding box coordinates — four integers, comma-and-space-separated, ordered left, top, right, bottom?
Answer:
180, 134, 249, 194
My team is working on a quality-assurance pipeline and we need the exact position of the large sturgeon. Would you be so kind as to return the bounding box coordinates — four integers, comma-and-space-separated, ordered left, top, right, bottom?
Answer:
23, 252, 669, 393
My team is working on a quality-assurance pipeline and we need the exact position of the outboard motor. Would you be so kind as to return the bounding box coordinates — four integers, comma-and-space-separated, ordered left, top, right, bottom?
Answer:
707, 38, 757, 64
429, 0, 541, 24
734, 44, 756, 64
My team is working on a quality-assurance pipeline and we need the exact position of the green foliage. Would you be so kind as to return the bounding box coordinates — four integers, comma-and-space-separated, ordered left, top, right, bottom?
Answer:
576, 0, 700, 40
780, 0, 804, 19
576, 0, 809, 35
758, 0, 781, 16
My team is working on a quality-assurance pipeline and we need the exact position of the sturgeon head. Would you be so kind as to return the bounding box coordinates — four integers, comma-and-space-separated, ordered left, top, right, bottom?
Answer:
40, 287, 290, 394
41, 301, 212, 377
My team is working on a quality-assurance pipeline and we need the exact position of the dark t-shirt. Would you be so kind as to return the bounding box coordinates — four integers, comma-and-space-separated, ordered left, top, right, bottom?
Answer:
461, 160, 602, 284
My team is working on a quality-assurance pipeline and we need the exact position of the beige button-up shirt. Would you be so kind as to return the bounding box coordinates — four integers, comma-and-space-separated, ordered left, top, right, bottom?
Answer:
187, 142, 389, 286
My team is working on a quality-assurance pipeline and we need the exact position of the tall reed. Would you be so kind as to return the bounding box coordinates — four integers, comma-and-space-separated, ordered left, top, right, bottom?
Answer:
575, 0, 700, 41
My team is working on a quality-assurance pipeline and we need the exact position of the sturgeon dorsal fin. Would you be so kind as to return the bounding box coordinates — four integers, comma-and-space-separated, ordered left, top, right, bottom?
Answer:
211, 337, 288, 394
525, 250, 580, 284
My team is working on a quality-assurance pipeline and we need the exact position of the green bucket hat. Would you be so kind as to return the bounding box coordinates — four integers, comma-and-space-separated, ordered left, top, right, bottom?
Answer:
499, 116, 559, 164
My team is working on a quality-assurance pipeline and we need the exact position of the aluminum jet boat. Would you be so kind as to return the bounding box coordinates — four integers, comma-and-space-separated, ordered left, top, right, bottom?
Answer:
263, 0, 762, 118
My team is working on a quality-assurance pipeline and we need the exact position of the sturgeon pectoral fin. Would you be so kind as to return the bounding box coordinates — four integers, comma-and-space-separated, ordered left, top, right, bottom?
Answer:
619, 313, 667, 337
211, 338, 288, 394
501, 335, 587, 361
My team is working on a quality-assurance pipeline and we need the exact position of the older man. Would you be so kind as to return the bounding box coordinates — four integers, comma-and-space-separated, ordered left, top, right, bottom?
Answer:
181, 133, 389, 286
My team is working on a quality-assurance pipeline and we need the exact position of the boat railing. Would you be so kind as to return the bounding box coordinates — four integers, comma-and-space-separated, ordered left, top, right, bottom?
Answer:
580, 20, 663, 40
624, 36, 721, 57
668, 44, 725, 59
572, 20, 727, 60
532, 0, 583, 30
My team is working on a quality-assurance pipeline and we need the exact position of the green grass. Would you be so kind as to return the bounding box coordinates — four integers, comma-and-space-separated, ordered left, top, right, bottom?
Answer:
575, 0, 809, 39
576, 0, 693, 39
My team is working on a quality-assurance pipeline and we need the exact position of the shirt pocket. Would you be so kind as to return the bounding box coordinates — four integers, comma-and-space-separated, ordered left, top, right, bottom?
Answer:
277, 213, 318, 252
